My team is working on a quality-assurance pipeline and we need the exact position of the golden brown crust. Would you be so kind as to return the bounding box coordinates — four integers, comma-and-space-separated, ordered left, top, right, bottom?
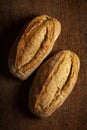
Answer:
29, 50, 80, 117
8, 15, 61, 80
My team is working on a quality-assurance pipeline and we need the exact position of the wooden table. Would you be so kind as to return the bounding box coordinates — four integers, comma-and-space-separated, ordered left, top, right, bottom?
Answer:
0, 0, 87, 130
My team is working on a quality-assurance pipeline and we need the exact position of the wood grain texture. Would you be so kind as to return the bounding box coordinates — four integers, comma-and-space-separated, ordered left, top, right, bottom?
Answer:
0, 0, 87, 130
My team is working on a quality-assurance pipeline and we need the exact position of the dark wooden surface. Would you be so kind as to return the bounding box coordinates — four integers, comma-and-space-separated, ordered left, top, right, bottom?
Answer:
0, 0, 87, 130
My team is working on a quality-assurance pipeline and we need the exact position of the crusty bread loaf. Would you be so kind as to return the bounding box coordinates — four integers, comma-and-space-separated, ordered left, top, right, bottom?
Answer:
8, 15, 61, 80
29, 50, 80, 117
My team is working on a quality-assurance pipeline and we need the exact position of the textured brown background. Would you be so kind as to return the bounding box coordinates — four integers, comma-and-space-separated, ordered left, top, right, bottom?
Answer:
0, 0, 87, 130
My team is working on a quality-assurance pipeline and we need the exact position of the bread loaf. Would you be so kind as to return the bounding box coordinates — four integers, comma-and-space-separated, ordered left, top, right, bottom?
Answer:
29, 50, 80, 117
8, 15, 61, 80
